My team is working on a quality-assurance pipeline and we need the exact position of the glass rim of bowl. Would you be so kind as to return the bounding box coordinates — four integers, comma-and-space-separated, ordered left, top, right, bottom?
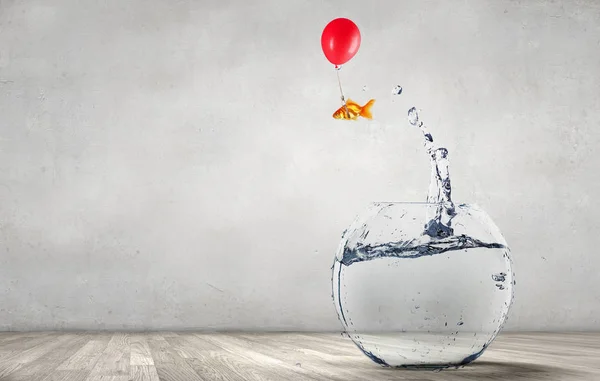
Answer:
369, 201, 477, 208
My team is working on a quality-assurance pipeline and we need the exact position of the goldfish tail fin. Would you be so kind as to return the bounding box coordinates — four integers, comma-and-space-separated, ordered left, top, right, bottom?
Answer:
360, 99, 376, 119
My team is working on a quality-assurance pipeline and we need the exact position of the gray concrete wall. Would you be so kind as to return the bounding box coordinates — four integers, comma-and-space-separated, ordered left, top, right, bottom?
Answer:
1, 0, 599, 331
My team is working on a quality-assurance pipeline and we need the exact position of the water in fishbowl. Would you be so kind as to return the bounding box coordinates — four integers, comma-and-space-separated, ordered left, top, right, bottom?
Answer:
331, 106, 515, 368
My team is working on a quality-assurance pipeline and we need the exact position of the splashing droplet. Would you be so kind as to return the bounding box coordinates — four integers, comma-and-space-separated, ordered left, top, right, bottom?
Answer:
408, 107, 456, 237
408, 107, 420, 126
392, 85, 403, 95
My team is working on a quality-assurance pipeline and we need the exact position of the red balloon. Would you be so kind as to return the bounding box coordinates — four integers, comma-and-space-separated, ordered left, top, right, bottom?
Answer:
321, 18, 361, 66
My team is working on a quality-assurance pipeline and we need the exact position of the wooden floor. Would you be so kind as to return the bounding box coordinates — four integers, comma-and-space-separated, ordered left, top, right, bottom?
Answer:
0, 332, 598, 380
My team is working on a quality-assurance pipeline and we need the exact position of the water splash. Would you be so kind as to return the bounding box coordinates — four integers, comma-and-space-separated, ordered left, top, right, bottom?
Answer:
336, 108, 507, 267
340, 231, 506, 266
408, 107, 456, 238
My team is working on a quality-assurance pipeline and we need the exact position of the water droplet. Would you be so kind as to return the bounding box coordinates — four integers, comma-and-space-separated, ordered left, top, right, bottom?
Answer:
392, 85, 403, 95
407, 107, 420, 126
362, 85, 368, 91
457, 321, 464, 326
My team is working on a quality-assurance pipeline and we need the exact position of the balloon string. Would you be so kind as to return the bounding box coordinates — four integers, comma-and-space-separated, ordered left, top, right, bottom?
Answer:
335, 66, 349, 118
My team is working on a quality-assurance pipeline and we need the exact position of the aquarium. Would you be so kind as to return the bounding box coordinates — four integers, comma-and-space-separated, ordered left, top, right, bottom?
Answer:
331, 107, 515, 368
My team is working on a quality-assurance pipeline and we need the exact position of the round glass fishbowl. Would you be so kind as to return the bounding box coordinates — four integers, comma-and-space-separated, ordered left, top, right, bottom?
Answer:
331, 201, 515, 369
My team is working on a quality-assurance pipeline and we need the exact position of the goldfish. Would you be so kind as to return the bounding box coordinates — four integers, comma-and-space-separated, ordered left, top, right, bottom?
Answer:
332, 98, 375, 120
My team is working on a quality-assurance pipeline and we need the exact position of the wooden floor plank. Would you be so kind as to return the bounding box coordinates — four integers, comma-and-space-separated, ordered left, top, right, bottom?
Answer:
5, 334, 90, 381
85, 376, 129, 381
179, 333, 293, 381
0, 332, 58, 358
130, 365, 160, 381
0, 333, 77, 380
197, 333, 327, 381
236, 333, 365, 381
146, 335, 205, 381
238, 333, 416, 381
154, 364, 205, 381
56, 336, 111, 371
172, 334, 272, 381
85, 333, 131, 378
0, 361, 24, 379
186, 356, 251, 381
41, 370, 93, 381
130, 335, 154, 366
0, 333, 44, 346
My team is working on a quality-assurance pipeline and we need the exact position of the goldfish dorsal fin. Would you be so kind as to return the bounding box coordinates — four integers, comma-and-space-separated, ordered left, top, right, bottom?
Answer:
345, 98, 358, 106
359, 99, 376, 120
